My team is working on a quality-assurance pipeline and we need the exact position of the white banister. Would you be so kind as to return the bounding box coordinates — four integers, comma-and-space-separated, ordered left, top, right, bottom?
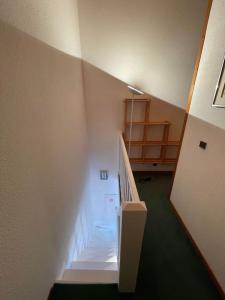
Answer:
118, 134, 147, 292
119, 135, 141, 202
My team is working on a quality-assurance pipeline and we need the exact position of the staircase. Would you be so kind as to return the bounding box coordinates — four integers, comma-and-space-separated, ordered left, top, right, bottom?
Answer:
60, 224, 119, 284
57, 134, 147, 293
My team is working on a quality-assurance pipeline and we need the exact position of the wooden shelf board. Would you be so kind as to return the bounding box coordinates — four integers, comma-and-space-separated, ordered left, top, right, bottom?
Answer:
126, 121, 170, 126
125, 98, 150, 102
130, 158, 177, 164
125, 140, 180, 146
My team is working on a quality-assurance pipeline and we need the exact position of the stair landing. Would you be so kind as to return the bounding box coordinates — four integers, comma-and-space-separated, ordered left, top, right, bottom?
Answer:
61, 267, 118, 284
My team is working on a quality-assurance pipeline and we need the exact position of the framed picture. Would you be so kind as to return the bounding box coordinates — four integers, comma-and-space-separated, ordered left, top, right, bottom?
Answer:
212, 54, 225, 107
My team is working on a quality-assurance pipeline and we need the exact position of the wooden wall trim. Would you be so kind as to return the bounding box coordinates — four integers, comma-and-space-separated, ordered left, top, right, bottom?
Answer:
186, 0, 213, 113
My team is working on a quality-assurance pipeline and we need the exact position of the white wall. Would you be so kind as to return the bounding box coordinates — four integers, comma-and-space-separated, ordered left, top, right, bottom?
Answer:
0, 21, 91, 300
82, 62, 128, 225
171, 0, 225, 292
0, 0, 81, 57
78, 0, 208, 108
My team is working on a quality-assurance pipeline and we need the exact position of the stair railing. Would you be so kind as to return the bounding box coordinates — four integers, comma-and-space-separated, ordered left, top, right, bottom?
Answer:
118, 134, 147, 292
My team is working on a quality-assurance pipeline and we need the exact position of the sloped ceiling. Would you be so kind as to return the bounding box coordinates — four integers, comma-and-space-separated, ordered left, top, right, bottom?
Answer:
78, 0, 208, 109
0, 0, 208, 109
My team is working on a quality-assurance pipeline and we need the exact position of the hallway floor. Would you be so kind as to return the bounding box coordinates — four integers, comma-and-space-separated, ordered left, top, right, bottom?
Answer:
50, 172, 223, 300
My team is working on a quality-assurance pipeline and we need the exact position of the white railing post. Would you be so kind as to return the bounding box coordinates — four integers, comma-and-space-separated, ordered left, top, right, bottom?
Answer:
119, 202, 147, 292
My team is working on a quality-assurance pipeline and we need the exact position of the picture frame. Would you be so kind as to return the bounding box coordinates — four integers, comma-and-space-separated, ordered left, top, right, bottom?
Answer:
212, 54, 225, 108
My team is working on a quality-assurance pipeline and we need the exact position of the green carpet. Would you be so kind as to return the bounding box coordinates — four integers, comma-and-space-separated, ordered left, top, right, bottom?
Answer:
50, 172, 222, 300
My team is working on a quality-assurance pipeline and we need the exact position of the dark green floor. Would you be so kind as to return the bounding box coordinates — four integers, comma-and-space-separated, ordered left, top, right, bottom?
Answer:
50, 172, 222, 300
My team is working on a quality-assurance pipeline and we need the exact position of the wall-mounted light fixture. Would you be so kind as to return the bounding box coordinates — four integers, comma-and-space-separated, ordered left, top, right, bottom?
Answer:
128, 85, 144, 95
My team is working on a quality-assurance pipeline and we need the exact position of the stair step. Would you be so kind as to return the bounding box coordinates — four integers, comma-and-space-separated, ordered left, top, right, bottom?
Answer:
61, 269, 118, 284
75, 247, 117, 263
71, 261, 118, 271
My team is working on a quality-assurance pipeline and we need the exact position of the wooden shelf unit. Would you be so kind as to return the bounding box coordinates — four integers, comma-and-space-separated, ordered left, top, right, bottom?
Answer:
130, 158, 177, 164
125, 121, 170, 126
124, 140, 180, 146
123, 98, 180, 165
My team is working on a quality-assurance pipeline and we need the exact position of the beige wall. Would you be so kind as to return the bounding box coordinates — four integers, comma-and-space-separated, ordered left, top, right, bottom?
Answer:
0, 0, 81, 56
171, 116, 225, 291
78, 0, 208, 108
171, 0, 225, 291
0, 21, 90, 300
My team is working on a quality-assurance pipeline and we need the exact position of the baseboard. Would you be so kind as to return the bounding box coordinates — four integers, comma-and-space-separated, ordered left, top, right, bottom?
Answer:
133, 170, 174, 174
169, 199, 225, 299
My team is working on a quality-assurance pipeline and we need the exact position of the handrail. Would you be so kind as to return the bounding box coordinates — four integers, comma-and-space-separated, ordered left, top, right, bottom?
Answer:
119, 135, 140, 202
118, 133, 147, 293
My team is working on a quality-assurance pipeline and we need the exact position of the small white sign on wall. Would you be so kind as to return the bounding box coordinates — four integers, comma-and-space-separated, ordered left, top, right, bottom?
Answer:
102, 194, 119, 226
213, 54, 225, 107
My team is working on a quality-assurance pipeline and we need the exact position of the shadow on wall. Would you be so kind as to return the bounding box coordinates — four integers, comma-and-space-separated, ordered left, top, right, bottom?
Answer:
78, 0, 209, 108
0, 20, 91, 300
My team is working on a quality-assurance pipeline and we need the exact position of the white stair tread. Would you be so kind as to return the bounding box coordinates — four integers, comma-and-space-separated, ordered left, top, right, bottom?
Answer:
74, 224, 118, 263
61, 269, 118, 284
76, 248, 117, 263
71, 261, 118, 271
